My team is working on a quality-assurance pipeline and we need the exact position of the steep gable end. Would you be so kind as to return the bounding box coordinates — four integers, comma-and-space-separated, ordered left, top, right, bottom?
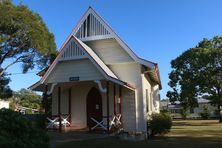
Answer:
75, 13, 111, 39
41, 35, 122, 84
40, 7, 160, 88
71, 7, 155, 69
73, 8, 113, 41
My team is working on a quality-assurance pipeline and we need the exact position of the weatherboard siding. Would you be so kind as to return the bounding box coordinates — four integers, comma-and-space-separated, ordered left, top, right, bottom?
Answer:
51, 86, 69, 115
70, 82, 96, 128
52, 86, 58, 115
109, 63, 146, 131
46, 59, 104, 83
85, 39, 133, 64
122, 87, 136, 132
109, 62, 141, 87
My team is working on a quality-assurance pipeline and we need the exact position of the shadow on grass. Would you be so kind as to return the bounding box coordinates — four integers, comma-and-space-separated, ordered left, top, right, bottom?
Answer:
55, 136, 222, 148
53, 120, 222, 148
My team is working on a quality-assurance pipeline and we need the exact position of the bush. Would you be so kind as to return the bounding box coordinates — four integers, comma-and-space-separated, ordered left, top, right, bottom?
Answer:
180, 108, 190, 119
149, 112, 172, 136
24, 114, 46, 129
199, 105, 210, 119
0, 108, 49, 148
9, 101, 16, 111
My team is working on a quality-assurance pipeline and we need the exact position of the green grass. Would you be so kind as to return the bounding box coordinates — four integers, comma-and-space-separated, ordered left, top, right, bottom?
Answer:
54, 120, 222, 148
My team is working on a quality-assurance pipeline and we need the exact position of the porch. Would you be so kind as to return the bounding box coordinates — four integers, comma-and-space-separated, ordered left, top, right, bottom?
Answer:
43, 80, 129, 133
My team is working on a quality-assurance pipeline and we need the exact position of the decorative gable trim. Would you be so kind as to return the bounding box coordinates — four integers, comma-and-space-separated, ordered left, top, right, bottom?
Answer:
40, 7, 161, 87
59, 38, 87, 61
70, 7, 156, 68
75, 13, 111, 39
40, 35, 134, 89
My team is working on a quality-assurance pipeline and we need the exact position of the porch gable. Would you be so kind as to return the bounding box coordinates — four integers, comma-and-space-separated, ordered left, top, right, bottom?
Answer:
46, 59, 104, 83
41, 35, 133, 90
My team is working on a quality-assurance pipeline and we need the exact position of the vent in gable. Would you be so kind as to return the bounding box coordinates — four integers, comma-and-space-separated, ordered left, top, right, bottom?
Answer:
59, 38, 87, 61
75, 13, 111, 39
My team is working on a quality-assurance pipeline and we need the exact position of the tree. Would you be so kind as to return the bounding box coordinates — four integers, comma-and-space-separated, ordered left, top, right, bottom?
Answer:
11, 88, 42, 111
199, 105, 210, 120
167, 36, 222, 122
0, 71, 12, 99
19, 89, 41, 110
179, 108, 190, 120
0, 0, 57, 76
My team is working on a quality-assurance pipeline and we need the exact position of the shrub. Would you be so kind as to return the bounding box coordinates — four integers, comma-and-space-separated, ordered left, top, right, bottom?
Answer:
180, 108, 190, 119
9, 101, 16, 111
199, 105, 210, 119
149, 112, 172, 136
0, 108, 49, 148
24, 114, 46, 129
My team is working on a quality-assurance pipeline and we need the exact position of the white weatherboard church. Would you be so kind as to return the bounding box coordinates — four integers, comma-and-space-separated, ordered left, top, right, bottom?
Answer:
30, 7, 161, 137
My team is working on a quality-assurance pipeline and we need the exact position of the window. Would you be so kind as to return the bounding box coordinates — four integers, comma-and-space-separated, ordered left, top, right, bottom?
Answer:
146, 89, 149, 113
150, 92, 152, 111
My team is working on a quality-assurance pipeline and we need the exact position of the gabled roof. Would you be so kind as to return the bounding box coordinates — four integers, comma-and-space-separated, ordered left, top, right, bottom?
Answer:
37, 6, 161, 89
71, 7, 155, 68
39, 35, 134, 90
67, 7, 161, 86
74, 36, 117, 79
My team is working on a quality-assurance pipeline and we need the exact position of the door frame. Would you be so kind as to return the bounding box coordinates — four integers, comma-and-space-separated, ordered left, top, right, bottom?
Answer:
86, 87, 103, 128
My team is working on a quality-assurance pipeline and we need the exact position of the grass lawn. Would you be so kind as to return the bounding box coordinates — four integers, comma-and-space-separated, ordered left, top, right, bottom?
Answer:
54, 120, 222, 148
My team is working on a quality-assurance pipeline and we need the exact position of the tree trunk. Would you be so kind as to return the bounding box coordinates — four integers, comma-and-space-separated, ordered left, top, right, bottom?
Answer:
218, 105, 222, 123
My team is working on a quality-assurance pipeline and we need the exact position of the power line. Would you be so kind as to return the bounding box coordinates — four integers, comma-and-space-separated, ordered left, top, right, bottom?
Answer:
6, 71, 38, 76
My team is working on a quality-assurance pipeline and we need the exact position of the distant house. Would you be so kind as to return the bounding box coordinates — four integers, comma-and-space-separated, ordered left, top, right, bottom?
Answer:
0, 100, 9, 109
15, 106, 39, 114
29, 7, 161, 138
160, 98, 217, 119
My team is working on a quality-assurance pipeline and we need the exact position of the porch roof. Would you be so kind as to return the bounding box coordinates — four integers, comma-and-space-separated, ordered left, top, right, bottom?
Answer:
29, 34, 135, 92
28, 80, 135, 92
40, 35, 119, 84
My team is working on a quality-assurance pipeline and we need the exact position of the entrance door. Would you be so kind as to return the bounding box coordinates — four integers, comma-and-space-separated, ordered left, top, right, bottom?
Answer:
86, 87, 102, 128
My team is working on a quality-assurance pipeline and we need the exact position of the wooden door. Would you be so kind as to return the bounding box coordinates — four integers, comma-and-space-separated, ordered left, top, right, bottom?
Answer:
86, 87, 102, 128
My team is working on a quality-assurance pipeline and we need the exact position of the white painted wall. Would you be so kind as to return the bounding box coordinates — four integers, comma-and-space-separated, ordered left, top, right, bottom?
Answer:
48, 42, 161, 133
70, 82, 96, 128
85, 39, 133, 65
51, 80, 139, 132
141, 74, 152, 122
52, 86, 58, 115
109, 62, 141, 88
121, 87, 136, 132
102, 83, 136, 132
52, 82, 97, 128
61, 87, 69, 114
152, 84, 160, 113
109, 63, 144, 132
46, 59, 104, 83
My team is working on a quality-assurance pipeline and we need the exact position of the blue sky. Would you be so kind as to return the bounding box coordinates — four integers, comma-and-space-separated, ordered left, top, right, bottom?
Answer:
8, 0, 222, 98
